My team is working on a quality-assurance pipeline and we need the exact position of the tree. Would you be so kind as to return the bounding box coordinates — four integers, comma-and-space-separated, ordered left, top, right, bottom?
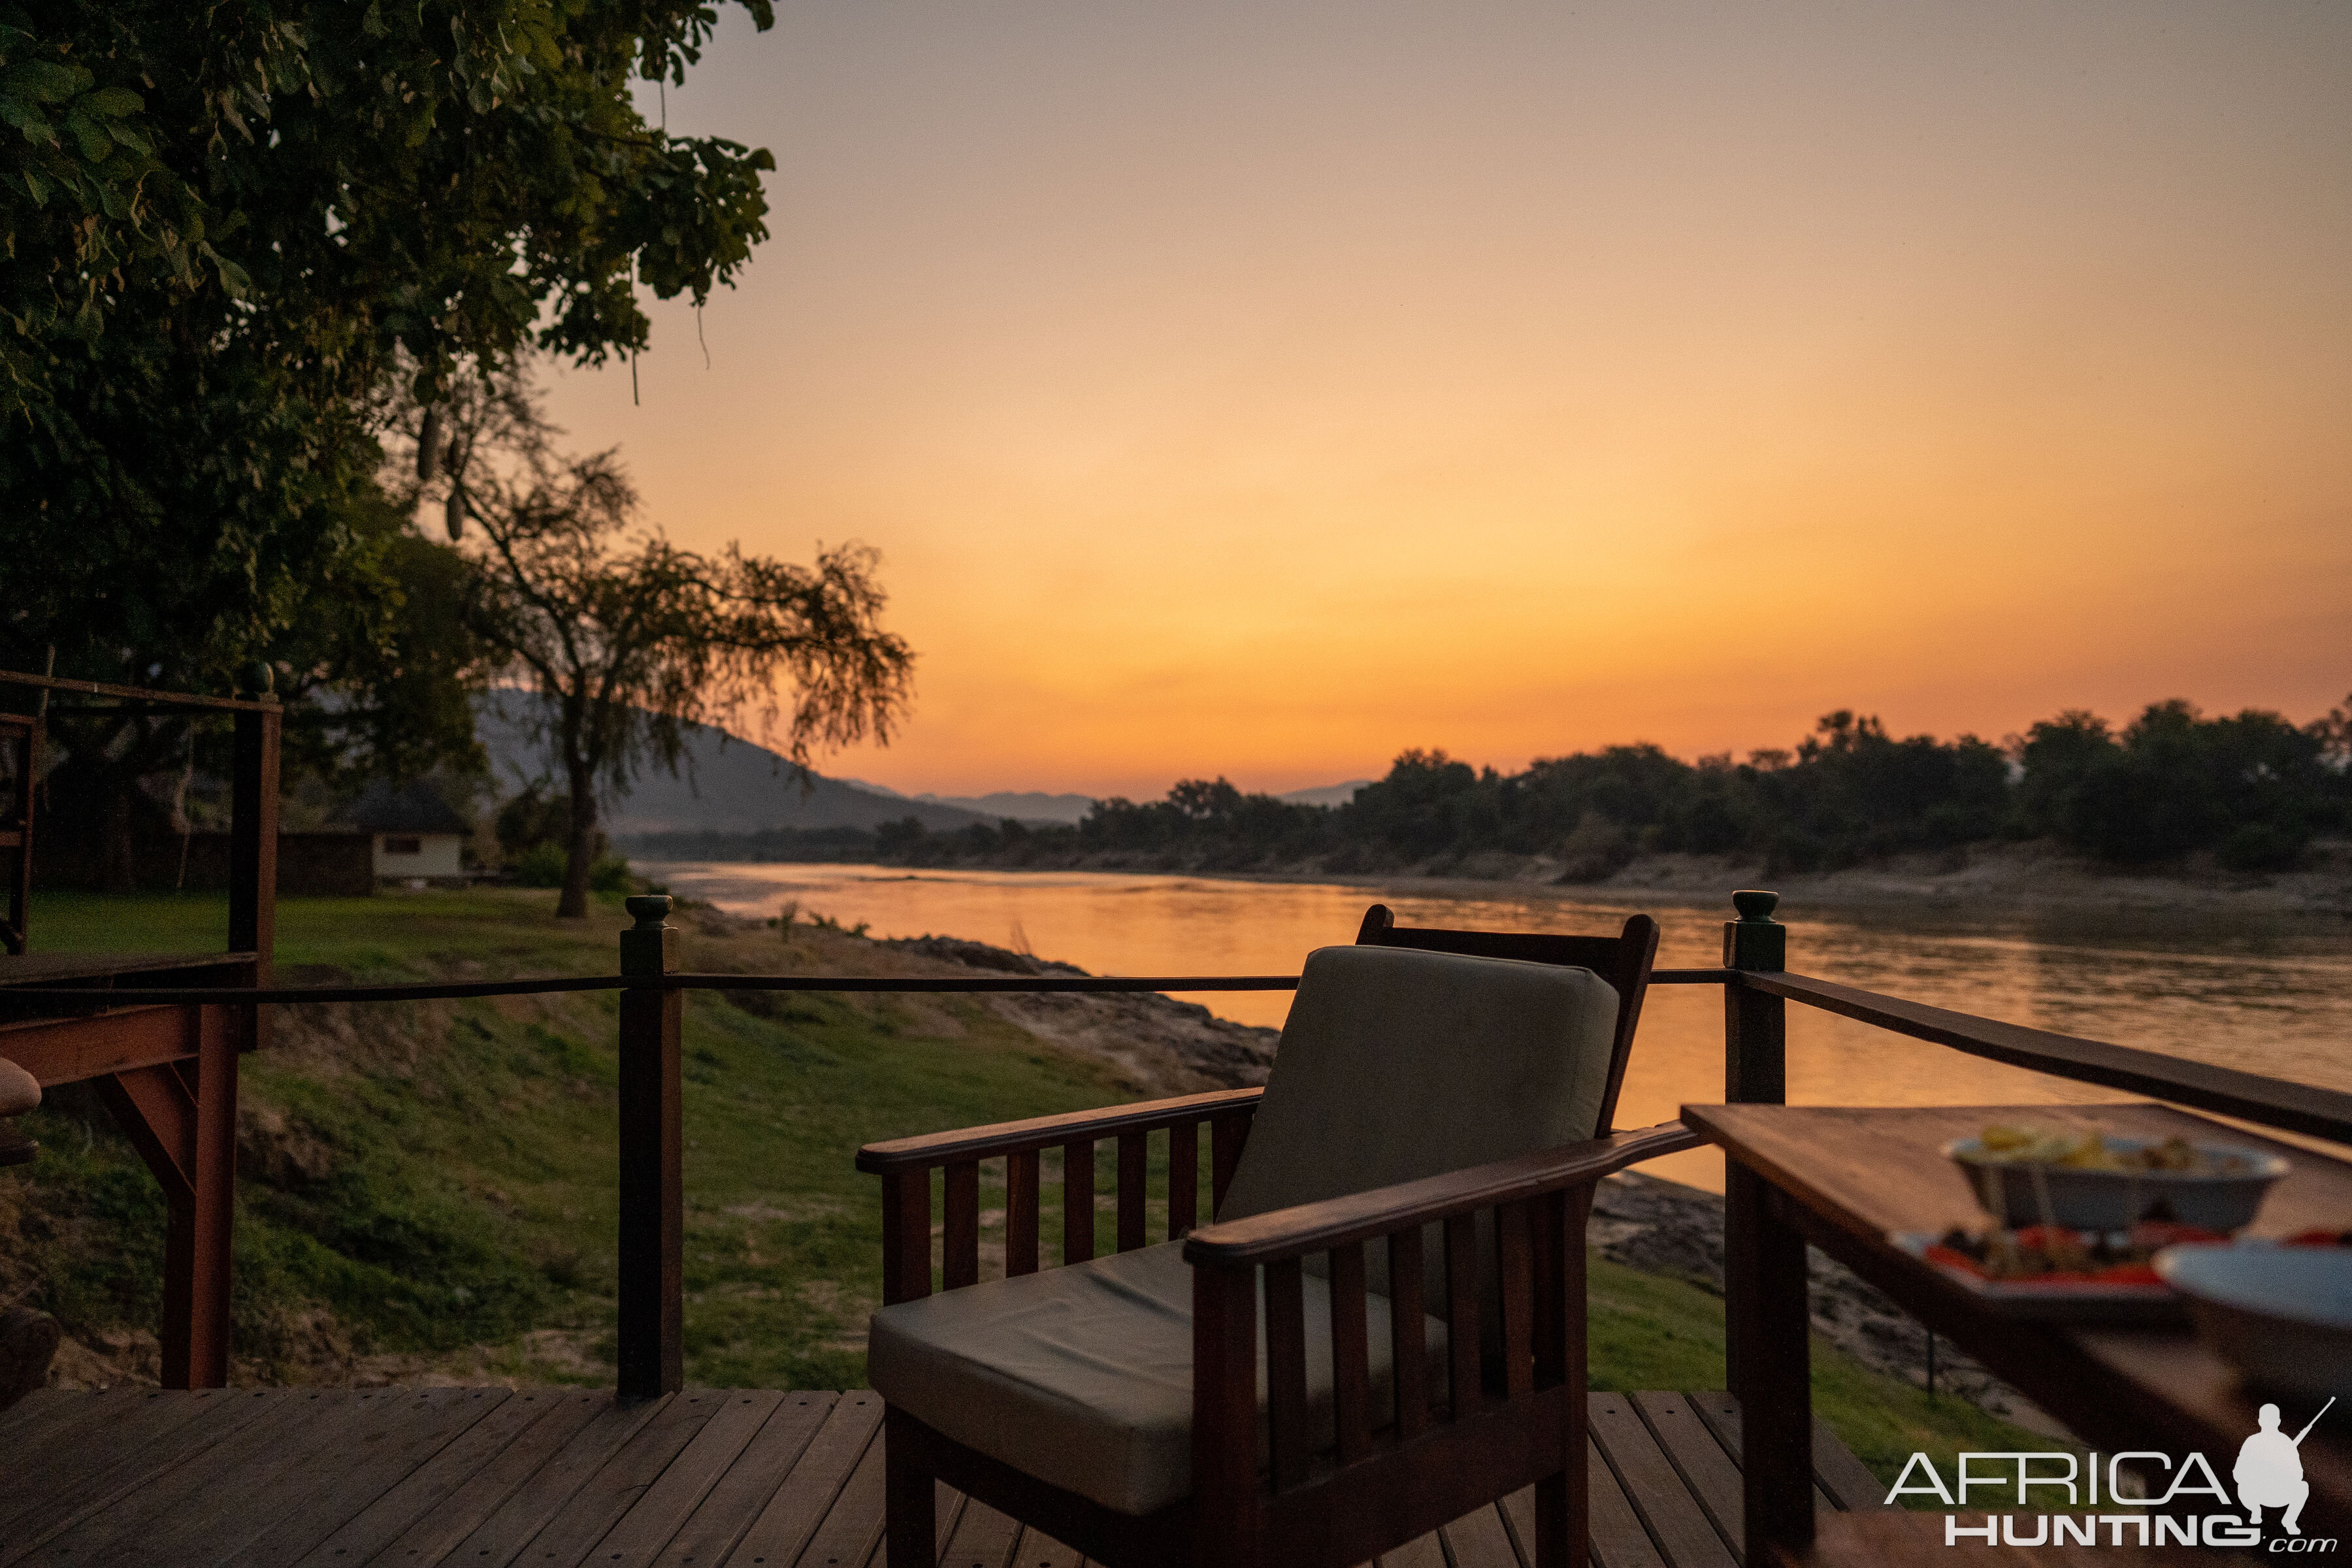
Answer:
3, 1, 773, 429
2, 0, 778, 862
401, 368, 915, 916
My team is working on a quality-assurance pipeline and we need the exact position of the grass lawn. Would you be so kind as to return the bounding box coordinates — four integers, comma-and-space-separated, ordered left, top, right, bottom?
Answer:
3, 887, 2046, 1490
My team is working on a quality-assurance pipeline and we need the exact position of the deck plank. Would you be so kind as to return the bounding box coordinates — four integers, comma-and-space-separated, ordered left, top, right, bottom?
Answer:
293, 1389, 589, 1567
651, 1393, 840, 1568
508, 1390, 735, 1567
1438, 1502, 1523, 1568
1588, 1394, 1736, 1568
850, 1478, 968, 1568
936, 1499, 1024, 1568
592, 1391, 790, 1565
24, 1389, 364, 1568
1680, 1392, 1846, 1513
220, 1387, 512, 1568
1374, 1530, 1448, 1568
0, 1386, 235, 1550
430, 1392, 666, 1567
788, 1418, 887, 1568
719, 1391, 884, 1567
1588, 1437, 1671, 1568
84, 1389, 399, 1568
1628, 1392, 1746, 1557
0, 1386, 108, 1450
1494, 1487, 1541, 1567
0, 1384, 1903, 1568
1005, 1528, 1088, 1568
1497, 1454, 1669, 1568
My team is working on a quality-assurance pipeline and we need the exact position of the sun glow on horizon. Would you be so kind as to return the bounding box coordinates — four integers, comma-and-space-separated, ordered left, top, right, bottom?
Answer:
540, 0, 2352, 799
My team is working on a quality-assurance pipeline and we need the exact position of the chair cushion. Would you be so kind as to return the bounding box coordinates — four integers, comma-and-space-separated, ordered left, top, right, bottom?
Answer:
868, 1240, 1446, 1516
1217, 944, 1620, 1241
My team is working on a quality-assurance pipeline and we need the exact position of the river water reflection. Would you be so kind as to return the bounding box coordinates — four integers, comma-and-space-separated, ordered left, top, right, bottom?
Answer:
645, 861, 2352, 1190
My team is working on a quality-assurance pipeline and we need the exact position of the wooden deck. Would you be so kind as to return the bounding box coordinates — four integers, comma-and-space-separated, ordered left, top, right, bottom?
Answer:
0, 951, 259, 988
0, 1387, 1886, 1568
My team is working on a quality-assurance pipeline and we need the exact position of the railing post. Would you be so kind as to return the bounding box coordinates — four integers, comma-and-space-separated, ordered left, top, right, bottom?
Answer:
227, 663, 279, 1045
1722, 888, 1784, 1103
1722, 888, 1785, 1400
155, 664, 275, 1390
618, 894, 683, 1401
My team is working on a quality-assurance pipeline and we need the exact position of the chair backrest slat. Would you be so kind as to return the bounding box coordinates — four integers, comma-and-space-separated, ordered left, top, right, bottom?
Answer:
1116, 1133, 1149, 1252
1062, 1137, 1095, 1264
1327, 1241, 1375, 1463
1168, 1122, 1200, 1239
1495, 1200, 1535, 1398
1005, 1151, 1041, 1277
1264, 1257, 1313, 1490
1387, 1227, 1430, 1439
1443, 1213, 1482, 1419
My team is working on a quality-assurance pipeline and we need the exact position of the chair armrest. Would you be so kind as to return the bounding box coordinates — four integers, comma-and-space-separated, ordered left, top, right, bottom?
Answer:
1181, 1119, 1699, 1267
856, 1085, 1262, 1173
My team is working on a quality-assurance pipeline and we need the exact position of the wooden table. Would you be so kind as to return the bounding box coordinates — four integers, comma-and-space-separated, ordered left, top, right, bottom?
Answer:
1680, 1102, 2352, 1566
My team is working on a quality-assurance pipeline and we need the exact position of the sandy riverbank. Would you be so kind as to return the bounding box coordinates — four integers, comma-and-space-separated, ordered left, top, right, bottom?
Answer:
1052, 836, 2352, 922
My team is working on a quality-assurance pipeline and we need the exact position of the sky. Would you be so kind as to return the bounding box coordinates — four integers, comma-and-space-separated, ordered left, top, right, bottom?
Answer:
540, 0, 2352, 800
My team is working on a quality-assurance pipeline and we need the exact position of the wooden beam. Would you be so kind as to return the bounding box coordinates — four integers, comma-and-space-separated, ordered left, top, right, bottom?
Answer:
97, 1065, 198, 1205
0, 1004, 231, 1088
85, 1015, 239, 1387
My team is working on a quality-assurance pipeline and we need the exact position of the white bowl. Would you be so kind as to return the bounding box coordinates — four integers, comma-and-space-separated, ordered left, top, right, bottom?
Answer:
2155, 1246, 2352, 1399
1945, 1136, 2287, 1232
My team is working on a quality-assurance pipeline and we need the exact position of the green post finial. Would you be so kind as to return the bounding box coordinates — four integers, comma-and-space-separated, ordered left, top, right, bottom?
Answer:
235, 661, 276, 699
1723, 889, 1785, 971
621, 894, 677, 978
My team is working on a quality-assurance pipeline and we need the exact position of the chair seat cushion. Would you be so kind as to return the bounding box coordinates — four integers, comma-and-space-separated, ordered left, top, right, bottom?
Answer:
868, 1241, 1447, 1516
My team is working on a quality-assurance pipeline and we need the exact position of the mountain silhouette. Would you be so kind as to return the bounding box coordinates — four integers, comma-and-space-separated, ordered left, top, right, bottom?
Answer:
473, 696, 990, 836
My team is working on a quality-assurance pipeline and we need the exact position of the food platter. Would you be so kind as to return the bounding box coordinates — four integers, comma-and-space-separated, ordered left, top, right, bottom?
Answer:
1893, 1227, 2192, 1321
1895, 1225, 2352, 1322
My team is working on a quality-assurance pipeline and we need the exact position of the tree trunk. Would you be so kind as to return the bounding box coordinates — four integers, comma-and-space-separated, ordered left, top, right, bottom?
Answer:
559, 761, 596, 919
101, 775, 140, 892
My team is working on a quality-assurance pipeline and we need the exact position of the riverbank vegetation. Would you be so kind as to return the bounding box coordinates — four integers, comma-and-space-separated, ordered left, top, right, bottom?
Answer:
769, 696, 2351, 881
2, 888, 2038, 1484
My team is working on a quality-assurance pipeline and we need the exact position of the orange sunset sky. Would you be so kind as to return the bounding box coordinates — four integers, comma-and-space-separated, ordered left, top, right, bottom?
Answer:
541, 0, 2352, 801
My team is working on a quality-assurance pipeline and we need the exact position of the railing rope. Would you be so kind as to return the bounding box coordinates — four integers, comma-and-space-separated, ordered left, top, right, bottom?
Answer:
0, 973, 1308, 1006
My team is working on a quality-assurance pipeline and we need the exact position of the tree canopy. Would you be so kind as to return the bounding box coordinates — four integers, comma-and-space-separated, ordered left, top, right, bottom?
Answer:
399, 366, 915, 915
1, 0, 777, 705
862, 697, 2352, 879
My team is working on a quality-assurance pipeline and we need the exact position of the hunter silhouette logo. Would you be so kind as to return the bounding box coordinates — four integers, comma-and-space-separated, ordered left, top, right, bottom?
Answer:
2238, 1399, 2332, 1537
1887, 1395, 2339, 1550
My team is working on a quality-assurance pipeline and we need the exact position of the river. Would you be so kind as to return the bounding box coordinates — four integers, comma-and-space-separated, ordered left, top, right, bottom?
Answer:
643, 861, 2352, 1189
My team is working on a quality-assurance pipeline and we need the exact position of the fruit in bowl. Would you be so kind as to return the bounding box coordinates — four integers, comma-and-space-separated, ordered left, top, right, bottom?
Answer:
1944, 1123, 2288, 1232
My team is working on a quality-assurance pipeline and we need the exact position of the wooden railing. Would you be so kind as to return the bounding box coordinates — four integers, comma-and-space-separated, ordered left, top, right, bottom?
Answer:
0, 668, 280, 1387
7, 887, 2346, 1403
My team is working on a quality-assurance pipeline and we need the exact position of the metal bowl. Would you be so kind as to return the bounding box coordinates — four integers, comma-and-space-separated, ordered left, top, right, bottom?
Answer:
1943, 1136, 2287, 1232
2156, 1245, 2352, 1399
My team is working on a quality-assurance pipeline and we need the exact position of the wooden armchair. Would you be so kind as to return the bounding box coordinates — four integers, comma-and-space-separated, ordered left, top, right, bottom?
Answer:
855, 907, 1695, 1568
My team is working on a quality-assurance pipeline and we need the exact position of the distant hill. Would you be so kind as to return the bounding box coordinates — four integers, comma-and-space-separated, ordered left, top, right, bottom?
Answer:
841, 781, 1095, 826
474, 697, 989, 835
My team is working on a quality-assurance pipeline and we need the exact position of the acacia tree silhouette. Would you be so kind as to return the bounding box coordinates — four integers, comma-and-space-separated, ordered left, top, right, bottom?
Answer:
393, 367, 915, 916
